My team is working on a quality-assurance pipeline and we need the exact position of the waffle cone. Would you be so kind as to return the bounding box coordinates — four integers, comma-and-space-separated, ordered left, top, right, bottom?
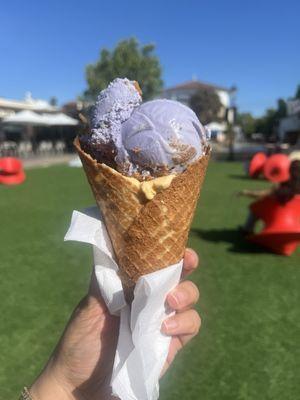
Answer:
74, 137, 210, 301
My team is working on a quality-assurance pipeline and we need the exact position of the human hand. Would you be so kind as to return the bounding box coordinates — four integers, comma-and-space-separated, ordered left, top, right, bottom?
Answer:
30, 249, 201, 400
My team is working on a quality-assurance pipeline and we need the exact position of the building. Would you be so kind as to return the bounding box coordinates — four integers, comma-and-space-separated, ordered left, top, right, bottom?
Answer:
61, 100, 84, 120
162, 79, 237, 139
0, 92, 58, 120
0, 94, 79, 152
278, 99, 300, 145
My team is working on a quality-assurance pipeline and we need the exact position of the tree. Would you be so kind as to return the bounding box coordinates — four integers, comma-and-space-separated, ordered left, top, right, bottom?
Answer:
255, 108, 277, 138
226, 123, 236, 160
236, 112, 256, 137
49, 96, 58, 106
295, 84, 300, 100
83, 38, 163, 101
276, 98, 287, 119
253, 99, 287, 140
189, 88, 222, 125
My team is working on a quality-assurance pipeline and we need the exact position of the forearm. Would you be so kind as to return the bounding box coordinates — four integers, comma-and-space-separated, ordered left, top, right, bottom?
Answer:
29, 357, 117, 400
29, 359, 74, 400
240, 188, 272, 199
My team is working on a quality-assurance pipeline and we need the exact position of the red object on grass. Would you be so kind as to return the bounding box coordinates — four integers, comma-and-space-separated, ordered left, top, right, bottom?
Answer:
249, 152, 267, 178
247, 195, 300, 255
263, 154, 290, 183
0, 157, 26, 185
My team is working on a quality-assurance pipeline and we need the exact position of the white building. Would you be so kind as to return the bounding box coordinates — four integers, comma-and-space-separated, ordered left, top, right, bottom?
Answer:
0, 92, 58, 120
278, 99, 300, 145
162, 80, 237, 139
0, 94, 78, 152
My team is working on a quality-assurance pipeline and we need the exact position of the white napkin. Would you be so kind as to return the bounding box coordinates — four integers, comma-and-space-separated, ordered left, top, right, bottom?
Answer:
64, 208, 183, 400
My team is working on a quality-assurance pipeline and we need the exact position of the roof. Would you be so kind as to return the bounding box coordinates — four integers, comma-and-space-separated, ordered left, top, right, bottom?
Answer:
2, 110, 49, 125
0, 95, 58, 112
3, 110, 78, 126
42, 113, 78, 126
164, 80, 235, 93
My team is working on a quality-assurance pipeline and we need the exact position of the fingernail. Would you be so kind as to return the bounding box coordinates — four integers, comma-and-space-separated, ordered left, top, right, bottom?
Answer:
169, 291, 186, 308
168, 293, 180, 308
163, 318, 178, 332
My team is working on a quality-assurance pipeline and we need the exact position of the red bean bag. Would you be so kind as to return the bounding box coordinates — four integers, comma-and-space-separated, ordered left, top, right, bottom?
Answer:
263, 154, 290, 183
0, 157, 26, 185
247, 195, 300, 255
249, 152, 267, 178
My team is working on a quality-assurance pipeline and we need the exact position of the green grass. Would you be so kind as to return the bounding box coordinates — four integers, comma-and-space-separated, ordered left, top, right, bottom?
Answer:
0, 162, 299, 400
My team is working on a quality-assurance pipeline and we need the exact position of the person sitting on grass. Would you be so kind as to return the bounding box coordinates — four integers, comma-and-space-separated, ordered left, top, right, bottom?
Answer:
238, 160, 300, 234
21, 249, 201, 400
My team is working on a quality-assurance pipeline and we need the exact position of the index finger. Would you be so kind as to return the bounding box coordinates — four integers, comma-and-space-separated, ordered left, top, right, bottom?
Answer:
182, 248, 199, 278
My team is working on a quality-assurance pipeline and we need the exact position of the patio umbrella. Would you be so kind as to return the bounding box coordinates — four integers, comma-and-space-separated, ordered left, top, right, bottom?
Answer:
43, 113, 78, 126
2, 110, 49, 126
42, 113, 79, 145
2, 110, 50, 144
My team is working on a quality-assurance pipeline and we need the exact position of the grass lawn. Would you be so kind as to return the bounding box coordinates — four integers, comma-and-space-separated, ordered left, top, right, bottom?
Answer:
0, 161, 299, 400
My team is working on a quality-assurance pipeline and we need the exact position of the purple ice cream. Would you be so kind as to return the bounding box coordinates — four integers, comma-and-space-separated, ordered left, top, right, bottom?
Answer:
80, 78, 142, 167
80, 78, 210, 178
117, 99, 209, 176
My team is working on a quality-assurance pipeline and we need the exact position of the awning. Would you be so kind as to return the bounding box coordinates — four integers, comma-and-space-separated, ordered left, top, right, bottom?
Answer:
2, 110, 78, 126
2, 110, 49, 126
42, 113, 78, 126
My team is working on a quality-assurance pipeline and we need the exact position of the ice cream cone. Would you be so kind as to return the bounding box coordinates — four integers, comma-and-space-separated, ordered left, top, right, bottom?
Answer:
74, 137, 210, 302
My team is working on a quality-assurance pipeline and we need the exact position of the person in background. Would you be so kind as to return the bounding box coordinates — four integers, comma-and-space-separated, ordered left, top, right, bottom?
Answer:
21, 249, 201, 400
238, 160, 300, 234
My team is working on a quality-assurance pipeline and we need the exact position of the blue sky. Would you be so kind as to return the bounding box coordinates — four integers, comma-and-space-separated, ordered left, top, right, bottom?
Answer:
1, 0, 299, 116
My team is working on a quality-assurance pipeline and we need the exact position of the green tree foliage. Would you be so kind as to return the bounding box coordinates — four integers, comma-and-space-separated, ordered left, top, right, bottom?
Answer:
249, 99, 287, 139
84, 38, 163, 101
236, 112, 256, 137
255, 109, 277, 138
189, 88, 222, 125
49, 96, 58, 106
295, 84, 300, 100
276, 98, 287, 118
236, 83, 298, 140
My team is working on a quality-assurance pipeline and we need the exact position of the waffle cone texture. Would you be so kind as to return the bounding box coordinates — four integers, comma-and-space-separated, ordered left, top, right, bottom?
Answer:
74, 137, 210, 299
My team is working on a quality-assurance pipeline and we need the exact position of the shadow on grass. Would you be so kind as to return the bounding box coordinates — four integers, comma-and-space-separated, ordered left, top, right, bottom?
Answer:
228, 173, 252, 180
191, 227, 268, 254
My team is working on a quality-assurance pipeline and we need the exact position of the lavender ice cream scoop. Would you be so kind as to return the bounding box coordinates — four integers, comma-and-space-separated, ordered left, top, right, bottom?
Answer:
80, 78, 142, 167
80, 78, 210, 178
117, 99, 209, 176
91, 78, 142, 130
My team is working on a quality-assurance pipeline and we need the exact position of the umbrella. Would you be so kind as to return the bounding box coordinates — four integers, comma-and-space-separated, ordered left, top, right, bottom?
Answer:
2, 110, 50, 143
43, 113, 78, 126
42, 113, 79, 145
2, 110, 49, 126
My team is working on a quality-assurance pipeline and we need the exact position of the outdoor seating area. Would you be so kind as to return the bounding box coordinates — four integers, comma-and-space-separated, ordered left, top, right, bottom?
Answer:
0, 110, 79, 158
0, 140, 67, 157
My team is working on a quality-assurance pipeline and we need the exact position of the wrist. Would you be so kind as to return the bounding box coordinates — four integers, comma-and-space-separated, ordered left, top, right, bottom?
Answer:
30, 360, 74, 400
